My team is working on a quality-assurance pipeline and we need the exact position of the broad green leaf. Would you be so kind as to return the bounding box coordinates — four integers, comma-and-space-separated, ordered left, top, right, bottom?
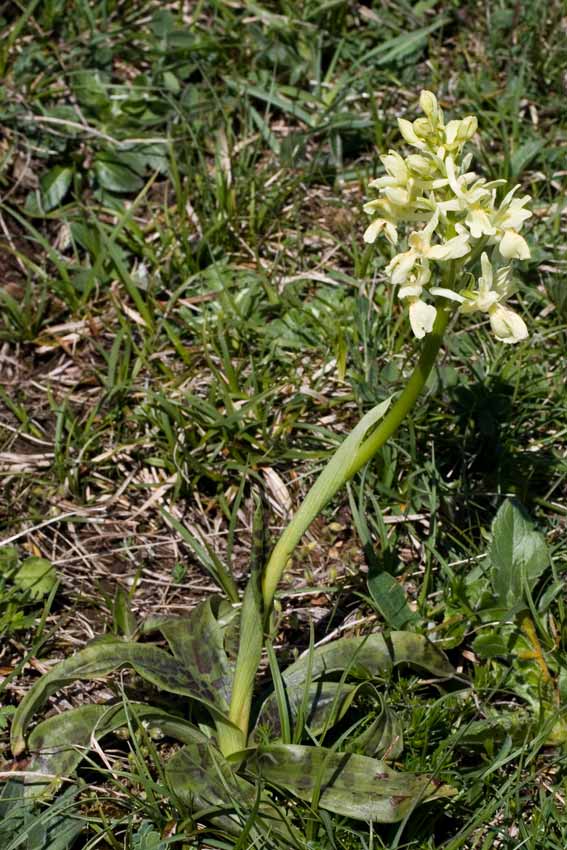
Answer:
73, 69, 109, 109
367, 569, 418, 629
456, 710, 533, 747
94, 156, 144, 193
249, 744, 454, 822
132, 821, 167, 850
252, 682, 359, 742
40, 166, 73, 212
25, 703, 206, 795
166, 740, 256, 835
157, 598, 233, 712
14, 558, 57, 600
472, 631, 509, 658
167, 738, 302, 844
11, 640, 228, 756
0, 546, 19, 573
489, 499, 549, 610
282, 631, 455, 690
345, 693, 404, 760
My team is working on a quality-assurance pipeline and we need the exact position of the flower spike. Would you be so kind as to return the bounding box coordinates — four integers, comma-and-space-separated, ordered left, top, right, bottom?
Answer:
364, 91, 531, 343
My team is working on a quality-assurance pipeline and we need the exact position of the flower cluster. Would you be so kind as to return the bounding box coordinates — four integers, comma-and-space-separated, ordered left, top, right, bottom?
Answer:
364, 91, 531, 343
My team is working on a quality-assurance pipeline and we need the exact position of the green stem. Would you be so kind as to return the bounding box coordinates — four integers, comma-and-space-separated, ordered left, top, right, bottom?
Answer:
261, 304, 451, 613
224, 304, 451, 754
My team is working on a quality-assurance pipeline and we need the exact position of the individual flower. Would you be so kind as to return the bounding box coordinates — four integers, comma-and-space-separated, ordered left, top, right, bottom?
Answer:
397, 262, 437, 339
386, 210, 470, 286
407, 297, 437, 339
363, 217, 398, 245
492, 186, 532, 259
460, 252, 528, 344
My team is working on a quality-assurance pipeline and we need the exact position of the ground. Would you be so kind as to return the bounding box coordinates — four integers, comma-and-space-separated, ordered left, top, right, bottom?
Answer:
1, 1, 567, 848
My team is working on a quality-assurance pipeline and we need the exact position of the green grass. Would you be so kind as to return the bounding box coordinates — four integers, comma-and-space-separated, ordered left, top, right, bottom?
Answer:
1, 0, 567, 847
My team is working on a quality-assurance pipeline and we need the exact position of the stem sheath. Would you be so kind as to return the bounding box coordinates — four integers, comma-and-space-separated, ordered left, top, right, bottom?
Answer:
225, 305, 451, 754
261, 305, 451, 613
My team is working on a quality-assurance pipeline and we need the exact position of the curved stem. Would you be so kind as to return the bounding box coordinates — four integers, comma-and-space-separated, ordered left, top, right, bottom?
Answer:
261, 304, 451, 613
224, 304, 452, 754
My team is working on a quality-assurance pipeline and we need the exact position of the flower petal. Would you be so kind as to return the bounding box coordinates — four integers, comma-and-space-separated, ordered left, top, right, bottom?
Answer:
488, 304, 529, 344
499, 230, 530, 260
398, 118, 426, 149
387, 250, 417, 285
408, 298, 437, 338
363, 219, 385, 244
429, 287, 466, 302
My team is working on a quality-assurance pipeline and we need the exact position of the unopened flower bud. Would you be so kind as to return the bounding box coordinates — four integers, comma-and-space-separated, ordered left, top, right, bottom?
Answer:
406, 154, 434, 177
413, 118, 432, 139
419, 90, 440, 125
397, 118, 425, 149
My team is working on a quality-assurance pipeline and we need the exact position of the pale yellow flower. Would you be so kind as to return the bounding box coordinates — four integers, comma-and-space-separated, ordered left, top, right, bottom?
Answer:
460, 253, 528, 344
363, 90, 532, 343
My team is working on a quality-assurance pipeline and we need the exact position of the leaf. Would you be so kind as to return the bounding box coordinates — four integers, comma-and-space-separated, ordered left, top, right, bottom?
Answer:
226, 79, 316, 127
157, 598, 233, 712
40, 166, 73, 212
222, 565, 264, 755
282, 631, 455, 690
249, 744, 454, 822
112, 586, 138, 638
0, 783, 83, 850
14, 558, 57, 600
73, 69, 109, 109
345, 693, 404, 760
165, 739, 256, 835
132, 821, 167, 850
348, 487, 417, 629
24, 703, 204, 796
353, 19, 448, 69
161, 509, 239, 602
0, 546, 19, 574
510, 138, 543, 179
489, 499, 549, 611
167, 737, 303, 844
11, 640, 229, 756
367, 569, 418, 630
94, 156, 144, 193
472, 631, 510, 658
252, 682, 359, 742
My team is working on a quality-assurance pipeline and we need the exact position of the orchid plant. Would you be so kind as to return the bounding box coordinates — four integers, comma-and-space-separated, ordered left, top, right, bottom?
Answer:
7, 92, 534, 838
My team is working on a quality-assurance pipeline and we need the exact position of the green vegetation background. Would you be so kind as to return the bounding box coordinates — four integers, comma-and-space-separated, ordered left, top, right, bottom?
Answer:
0, 0, 566, 848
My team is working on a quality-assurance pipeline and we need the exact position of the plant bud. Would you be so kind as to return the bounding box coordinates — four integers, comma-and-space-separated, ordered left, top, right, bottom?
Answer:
419, 90, 440, 124
406, 154, 434, 177
413, 118, 432, 139
458, 116, 478, 142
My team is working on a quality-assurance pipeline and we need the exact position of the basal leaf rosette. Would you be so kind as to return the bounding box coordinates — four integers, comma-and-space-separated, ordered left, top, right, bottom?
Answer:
364, 91, 531, 343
